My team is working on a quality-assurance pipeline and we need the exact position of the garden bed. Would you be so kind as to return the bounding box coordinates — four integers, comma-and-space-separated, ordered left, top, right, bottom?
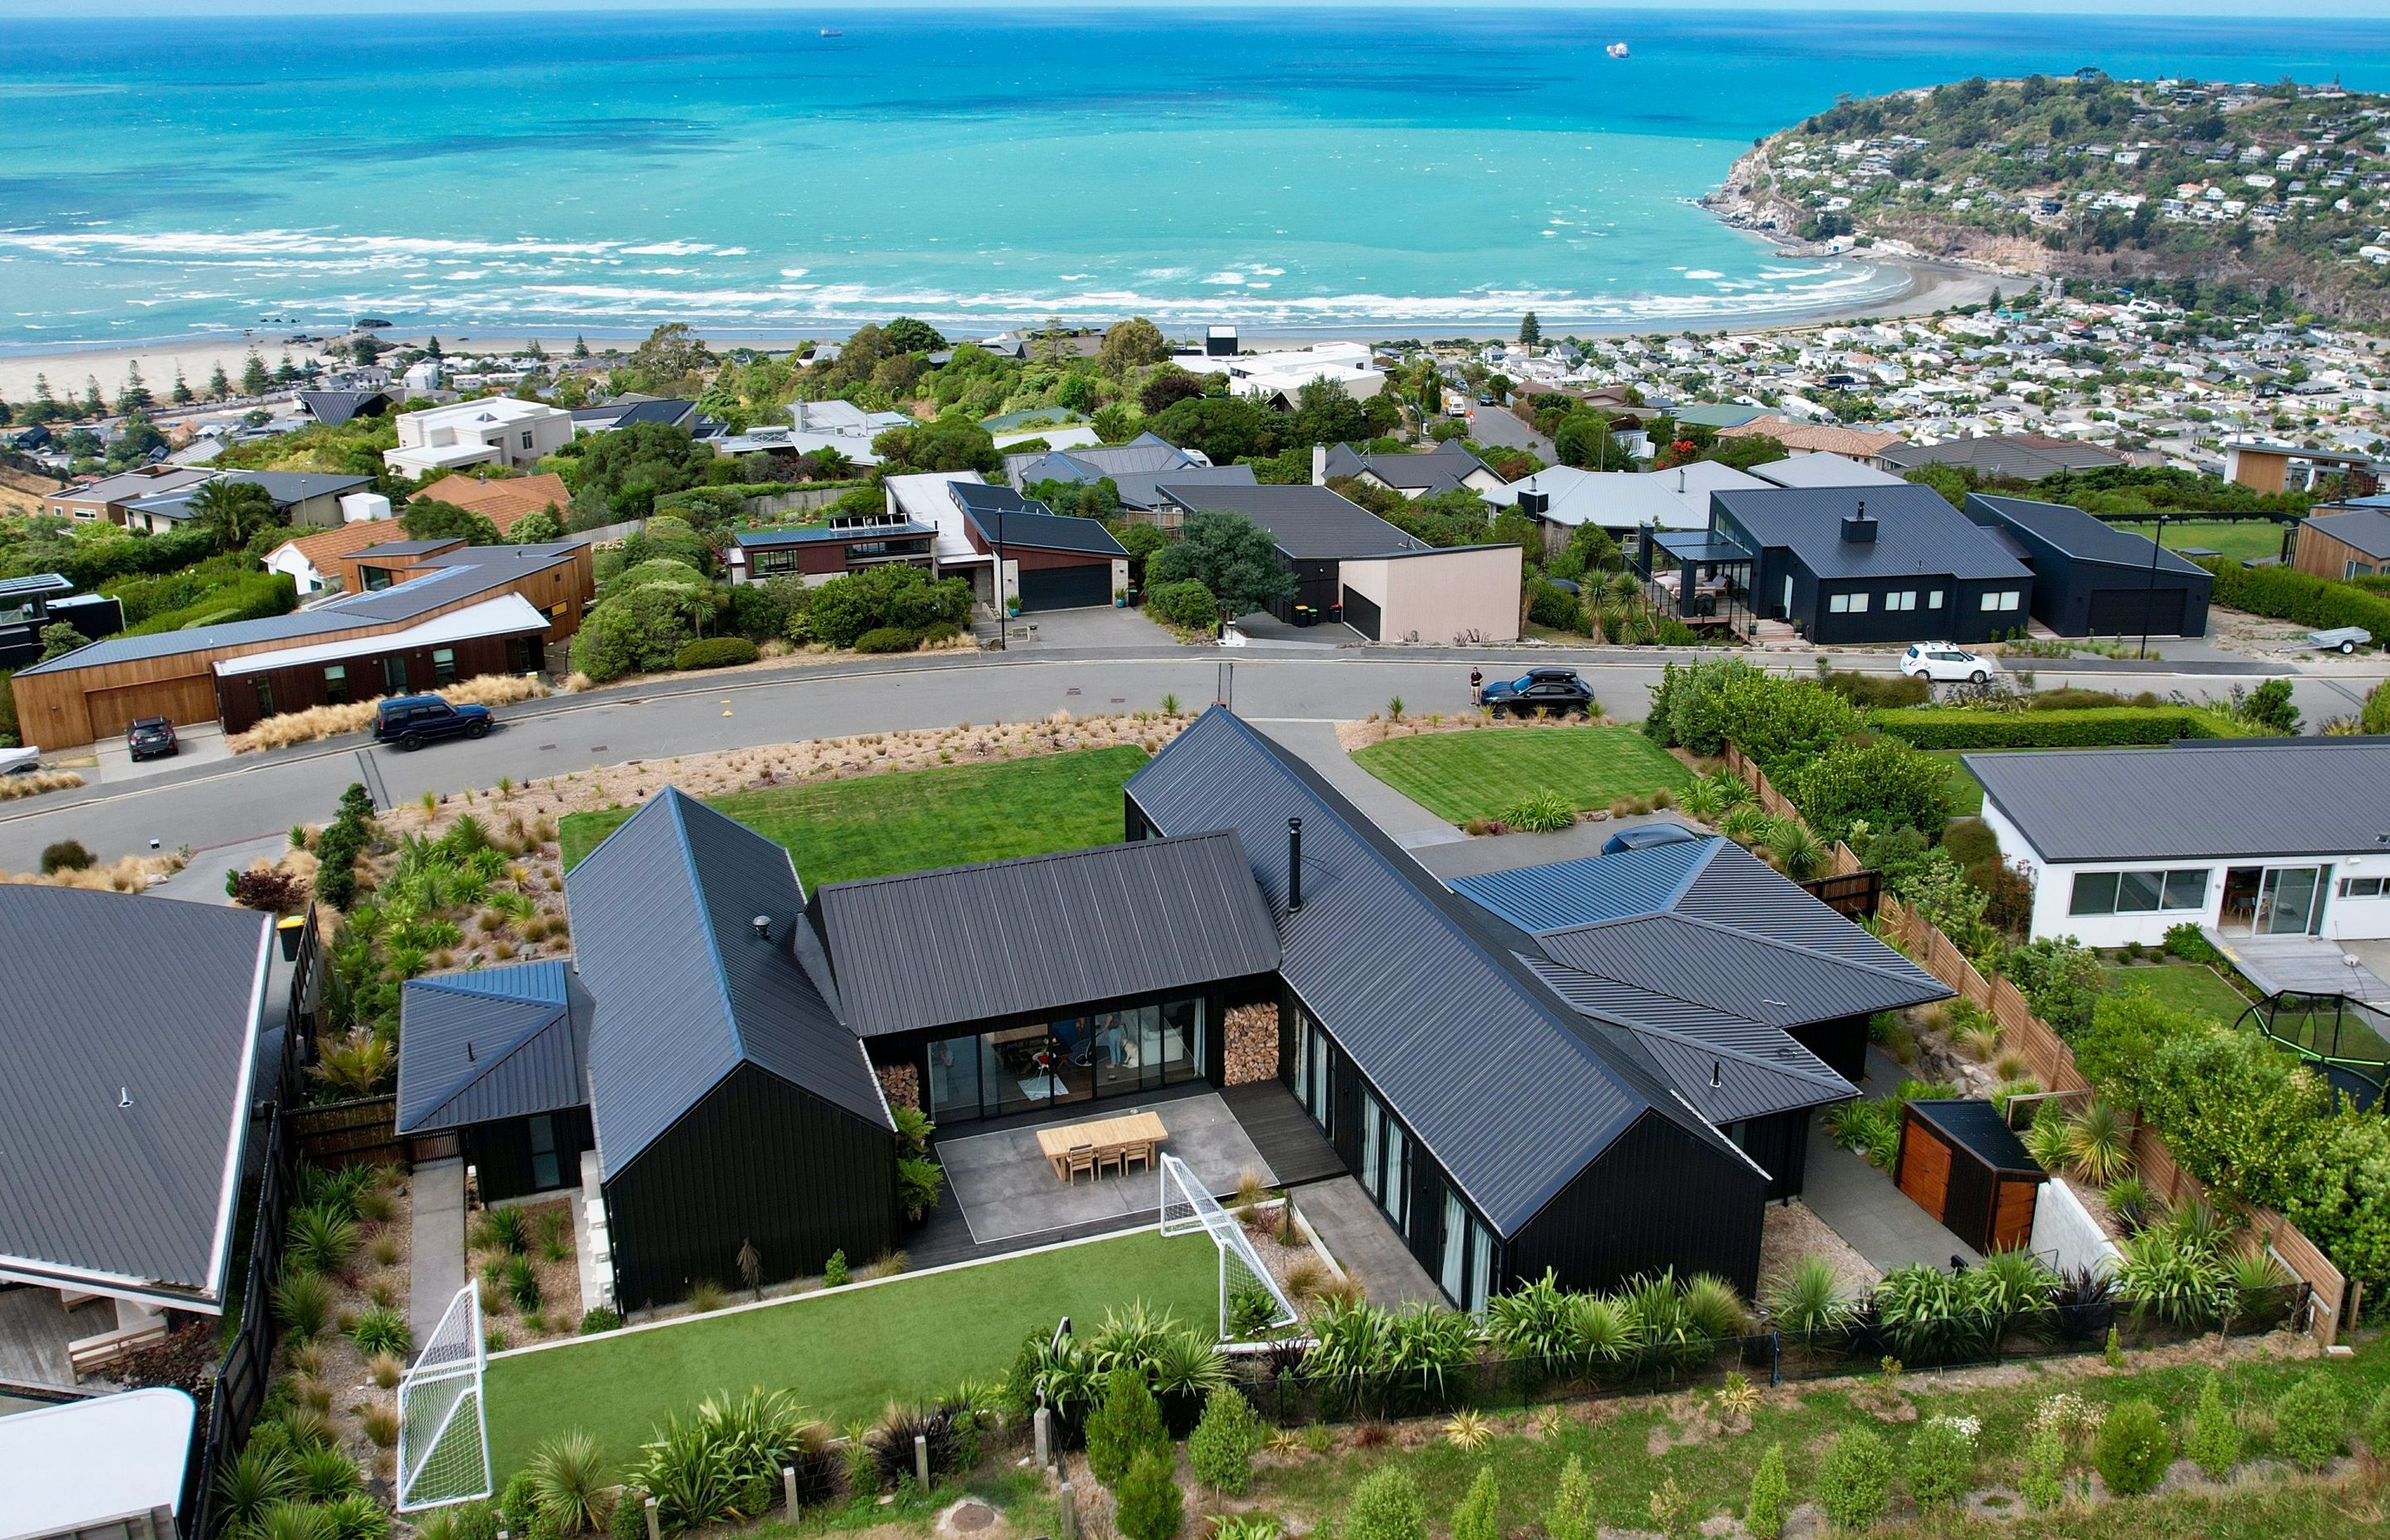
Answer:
472, 1196, 583, 1351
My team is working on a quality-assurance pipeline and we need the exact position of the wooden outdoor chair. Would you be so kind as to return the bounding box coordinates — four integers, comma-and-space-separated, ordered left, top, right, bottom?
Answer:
1096, 1144, 1126, 1178
1064, 1144, 1098, 1184
1121, 1140, 1155, 1174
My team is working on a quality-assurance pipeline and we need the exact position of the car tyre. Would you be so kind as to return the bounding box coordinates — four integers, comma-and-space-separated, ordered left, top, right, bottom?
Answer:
398, 734, 421, 752
466, 720, 490, 738
1970, 670, 1988, 684
2342, 641, 2357, 655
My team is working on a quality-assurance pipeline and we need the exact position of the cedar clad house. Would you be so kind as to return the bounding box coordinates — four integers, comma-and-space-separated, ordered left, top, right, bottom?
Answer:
398, 709, 1942, 1312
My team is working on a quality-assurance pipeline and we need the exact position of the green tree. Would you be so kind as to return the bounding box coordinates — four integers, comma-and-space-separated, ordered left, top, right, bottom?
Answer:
1100, 317, 1169, 377
2187, 1369, 2241, 1478
170, 367, 193, 406
1704, 433, 1787, 472
1139, 368, 1208, 417
275, 352, 300, 384
1554, 410, 1616, 470
2094, 1398, 2175, 1494
871, 418, 1000, 477
1187, 1386, 1263, 1496
1084, 1368, 1168, 1489
1343, 1466, 1426, 1540
571, 422, 716, 519
1288, 378, 1368, 449
2273, 1374, 2347, 1469
1817, 1428, 1893, 1530
572, 334, 591, 360
1149, 509, 1295, 620
511, 507, 565, 544
190, 479, 284, 549
36, 622, 89, 661
1544, 1456, 1594, 1540
2235, 677, 2300, 735
2362, 679, 2390, 736
1111, 1450, 1182, 1540
1518, 311, 1541, 348
1744, 1443, 1789, 1539
207, 363, 232, 401
241, 351, 272, 397
398, 500, 504, 546
1788, 738, 1951, 843
1150, 395, 1271, 465
613, 322, 713, 396
1091, 402, 1140, 443
1448, 1467, 1499, 1540
881, 317, 947, 354
115, 363, 153, 415
802, 563, 973, 649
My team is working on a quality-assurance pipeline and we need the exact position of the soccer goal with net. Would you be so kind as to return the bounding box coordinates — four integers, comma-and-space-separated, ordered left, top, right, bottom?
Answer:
397, 1284, 491, 1512
1157, 1152, 1300, 1339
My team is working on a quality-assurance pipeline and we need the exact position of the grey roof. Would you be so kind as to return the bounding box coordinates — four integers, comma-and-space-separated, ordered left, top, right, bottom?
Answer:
1100, 463, 1257, 510
1006, 431, 1203, 489
224, 470, 373, 505
1710, 484, 2032, 582
2305, 508, 2390, 560
1881, 434, 2126, 482
1152, 483, 1435, 561
1967, 494, 2210, 576
1128, 709, 1739, 1235
573, 398, 697, 428
568, 789, 889, 1180
950, 481, 1128, 556
1330, 440, 1493, 495
733, 522, 935, 549
1744, 455, 1910, 490
297, 390, 388, 426
0, 887, 269, 1301
0, 572, 72, 601
395, 962, 591, 1134
354, 539, 459, 558
1967, 739, 2390, 863
56, 466, 210, 505
815, 832, 1281, 1037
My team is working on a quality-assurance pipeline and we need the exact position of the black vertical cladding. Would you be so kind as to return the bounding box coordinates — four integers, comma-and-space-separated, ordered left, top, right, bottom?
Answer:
1506, 1109, 1768, 1297
604, 1063, 896, 1311
462, 1108, 594, 1204
1734, 1111, 1811, 1204
1790, 1013, 1871, 1086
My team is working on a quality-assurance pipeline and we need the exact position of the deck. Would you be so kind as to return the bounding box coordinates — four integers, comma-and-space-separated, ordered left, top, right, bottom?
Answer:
1220, 1081, 1346, 1187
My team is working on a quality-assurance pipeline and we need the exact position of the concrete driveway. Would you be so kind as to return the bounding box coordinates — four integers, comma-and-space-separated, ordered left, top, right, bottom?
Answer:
995, 604, 1175, 651
93, 721, 231, 784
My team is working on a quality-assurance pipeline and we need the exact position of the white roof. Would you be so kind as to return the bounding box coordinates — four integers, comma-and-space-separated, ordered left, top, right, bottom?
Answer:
1483, 461, 1765, 531
400, 396, 563, 430
212, 593, 548, 678
1746, 455, 1911, 490
0, 1388, 194, 1539
885, 471, 992, 564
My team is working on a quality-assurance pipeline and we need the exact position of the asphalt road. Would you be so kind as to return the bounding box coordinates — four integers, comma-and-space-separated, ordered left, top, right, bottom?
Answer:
0, 646, 2378, 874
1461, 399, 1555, 462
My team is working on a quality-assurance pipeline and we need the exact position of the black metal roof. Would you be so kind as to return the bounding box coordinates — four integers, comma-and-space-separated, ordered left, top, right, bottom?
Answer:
1907, 1099, 2046, 1175
395, 962, 590, 1134
1967, 739, 2390, 863
0, 887, 270, 1304
1710, 484, 2032, 583
297, 389, 389, 426
1128, 709, 1741, 1235
568, 789, 890, 1181
950, 481, 1129, 556
814, 832, 1281, 1037
1966, 494, 2211, 577
1149, 483, 1435, 560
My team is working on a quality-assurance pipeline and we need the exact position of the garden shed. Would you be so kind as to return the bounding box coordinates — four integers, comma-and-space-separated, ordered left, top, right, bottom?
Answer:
1893, 1099, 2047, 1255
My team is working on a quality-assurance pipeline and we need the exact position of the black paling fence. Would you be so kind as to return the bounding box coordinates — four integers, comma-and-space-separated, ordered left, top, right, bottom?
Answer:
183, 1103, 294, 1539
1223, 1286, 2307, 1426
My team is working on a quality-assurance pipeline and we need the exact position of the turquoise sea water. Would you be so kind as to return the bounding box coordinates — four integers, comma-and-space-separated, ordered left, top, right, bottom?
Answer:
0, 8, 2386, 345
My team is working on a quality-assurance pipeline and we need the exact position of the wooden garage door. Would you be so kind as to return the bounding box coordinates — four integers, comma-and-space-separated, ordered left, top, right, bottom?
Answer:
87, 675, 219, 738
1895, 1123, 1953, 1221
1991, 1177, 2040, 1253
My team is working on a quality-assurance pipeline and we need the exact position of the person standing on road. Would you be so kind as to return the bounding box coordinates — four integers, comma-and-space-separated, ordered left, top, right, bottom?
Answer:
1469, 666, 1483, 706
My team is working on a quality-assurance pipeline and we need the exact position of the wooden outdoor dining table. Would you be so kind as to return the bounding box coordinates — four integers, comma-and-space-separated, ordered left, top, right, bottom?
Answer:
1035, 1111, 1168, 1182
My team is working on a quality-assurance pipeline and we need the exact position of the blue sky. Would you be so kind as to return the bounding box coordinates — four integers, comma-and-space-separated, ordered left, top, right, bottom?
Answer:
0, 0, 2372, 14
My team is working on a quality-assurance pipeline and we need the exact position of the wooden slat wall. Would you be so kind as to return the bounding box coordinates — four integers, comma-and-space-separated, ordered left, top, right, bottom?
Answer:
1723, 738, 2350, 1345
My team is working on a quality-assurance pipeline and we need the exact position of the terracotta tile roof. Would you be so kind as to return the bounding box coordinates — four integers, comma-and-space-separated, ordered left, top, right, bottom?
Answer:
273, 518, 407, 573
416, 472, 573, 534
1717, 416, 1906, 457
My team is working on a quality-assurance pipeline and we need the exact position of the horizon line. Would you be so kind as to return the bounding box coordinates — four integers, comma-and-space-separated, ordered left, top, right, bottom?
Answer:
0, 1, 2378, 17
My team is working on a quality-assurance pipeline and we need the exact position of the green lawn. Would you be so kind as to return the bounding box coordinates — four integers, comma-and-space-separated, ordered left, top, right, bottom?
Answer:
2100, 960, 2253, 1025
2098, 515, 2292, 567
558, 745, 1149, 878
1351, 726, 1691, 826
483, 1230, 1218, 1480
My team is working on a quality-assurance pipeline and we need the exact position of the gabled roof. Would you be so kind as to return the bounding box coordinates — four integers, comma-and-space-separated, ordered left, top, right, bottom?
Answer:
816, 832, 1281, 1037
568, 789, 889, 1180
269, 517, 407, 574
1006, 431, 1203, 488
1327, 439, 1494, 495
1710, 484, 2032, 583
949, 481, 1128, 556
2305, 507, 2390, 560
1882, 432, 2124, 481
417, 472, 574, 534
224, 470, 374, 505
1967, 493, 2210, 575
394, 962, 590, 1134
1968, 739, 2390, 863
1151, 483, 1432, 560
297, 389, 390, 426
0, 888, 270, 1305
1128, 709, 1739, 1235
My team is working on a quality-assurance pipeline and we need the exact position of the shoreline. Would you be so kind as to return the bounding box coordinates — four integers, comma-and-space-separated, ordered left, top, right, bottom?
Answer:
0, 253, 2013, 403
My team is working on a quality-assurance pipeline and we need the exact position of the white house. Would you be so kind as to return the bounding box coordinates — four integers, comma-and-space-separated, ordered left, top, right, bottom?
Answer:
1182, 340, 1385, 408
1482, 461, 1767, 553
1971, 739, 2390, 948
383, 398, 576, 479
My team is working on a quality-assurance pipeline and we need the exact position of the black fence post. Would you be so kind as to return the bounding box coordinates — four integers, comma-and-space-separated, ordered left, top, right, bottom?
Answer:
1769, 1331, 1782, 1387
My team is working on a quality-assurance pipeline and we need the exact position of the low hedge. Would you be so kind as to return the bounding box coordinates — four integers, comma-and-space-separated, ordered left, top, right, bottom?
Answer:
855, 626, 919, 653
1870, 704, 2238, 749
123, 570, 298, 636
2197, 557, 2390, 638
672, 636, 760, 670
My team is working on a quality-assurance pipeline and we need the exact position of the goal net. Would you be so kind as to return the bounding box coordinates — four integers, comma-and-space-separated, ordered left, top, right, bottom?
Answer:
397, 1284, 490, 1512
1158, 1153, 1300, 1340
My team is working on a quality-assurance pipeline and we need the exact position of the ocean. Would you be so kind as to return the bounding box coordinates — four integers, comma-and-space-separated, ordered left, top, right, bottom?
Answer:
0, 7, 2385, 348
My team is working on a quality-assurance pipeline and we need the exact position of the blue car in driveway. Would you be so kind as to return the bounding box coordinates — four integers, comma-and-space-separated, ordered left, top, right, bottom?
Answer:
373, 694, 493, 750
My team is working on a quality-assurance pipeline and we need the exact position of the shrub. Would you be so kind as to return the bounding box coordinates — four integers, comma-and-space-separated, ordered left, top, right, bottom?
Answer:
579, 1308, 622, 1335
854, 626, 919, 654
38, 840, 95, 874
1113, 1449, 1184, 1540
1545, 1455, 1595, 1540
2365, 1386, 2390, 1459
671, 636, 759, 671
803, 563, 973, 649
2093, 1398, 2173, 1495
1085, 1367, 1168, 1489
2020, 1421, 2067, 1509
607, 1489, 650, 1540
228, 866, 309, 914
1188, 1386, 1265, 1494
1744, 1442, 1789, 1539
287, 1204, 360, 1277
2273, 1372, 2349, 1469
1905, 1416, 1974, 1509
1146, 578, 1218, 631
2187, 1370, 2241, 1478
822, 1249, 849, 1287
1500, 790, 1578, 833
1868, 704, 2236, 749
2198, 556, 2390, 639
524, 1430, 610, 1533
1816, 1427, 1894, 1531
273, 1270, 334, 1339
1642, 657, 1863, 770
349, 1307, 410, 1358
1343, 1465, 1427, 1540
1788, 737, 1950, 842
1449, 1465, 1500, 1540
2163, 922, 2227, 967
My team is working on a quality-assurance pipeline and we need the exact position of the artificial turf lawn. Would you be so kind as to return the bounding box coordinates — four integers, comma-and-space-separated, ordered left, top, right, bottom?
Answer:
2101, 959, 2255, 1025
2101, 515, 2292, 568
482, 1229, 1218, 1480
557, 744, 1149, 878
1350, 725, 1691, 826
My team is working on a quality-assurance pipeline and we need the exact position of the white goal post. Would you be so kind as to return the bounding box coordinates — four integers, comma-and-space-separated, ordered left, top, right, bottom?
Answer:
1158, 1153, 1300, 1340
397, 1284, 491, 1512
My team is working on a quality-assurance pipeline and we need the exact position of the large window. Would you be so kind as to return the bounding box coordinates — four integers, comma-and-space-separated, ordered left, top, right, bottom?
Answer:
1979, 589, 2023, 612
1357, 1091, 1409, 1234
924, 996, 1204, 1123
2070, 868, 2209, 916
1291, 1007, 1334, 1138
1827, 592, 1871, 614
1438, 1193, 1497, 1314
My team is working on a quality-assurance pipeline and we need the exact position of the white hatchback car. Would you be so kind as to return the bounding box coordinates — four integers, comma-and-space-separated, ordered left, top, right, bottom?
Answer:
1900, 643, 1995, 684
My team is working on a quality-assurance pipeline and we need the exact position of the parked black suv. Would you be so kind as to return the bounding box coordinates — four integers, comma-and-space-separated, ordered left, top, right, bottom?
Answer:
373, 694, 493, 750
1480, 667, 1597, 717
126, 716, 178, 760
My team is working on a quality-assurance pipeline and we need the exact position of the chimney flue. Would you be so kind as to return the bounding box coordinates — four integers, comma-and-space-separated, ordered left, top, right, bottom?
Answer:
1286, 818, 1304, 914
751, 914, 772, 941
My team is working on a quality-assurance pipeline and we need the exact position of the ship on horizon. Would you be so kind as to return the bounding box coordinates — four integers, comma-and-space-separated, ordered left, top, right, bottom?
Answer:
1607, 41, 1630, 60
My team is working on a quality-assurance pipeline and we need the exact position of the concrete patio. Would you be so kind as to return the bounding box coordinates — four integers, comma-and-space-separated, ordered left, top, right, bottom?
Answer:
936, 1094, 1275, 1246
1797, 1048, 1983, 1276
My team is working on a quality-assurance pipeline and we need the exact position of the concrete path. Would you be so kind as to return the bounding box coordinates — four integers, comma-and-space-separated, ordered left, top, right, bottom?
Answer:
1293, 1178, 1443, 1308
937, 1094, 1271, 1246
1249, 719, 1462, 850
408, 1158, 468, 1356
1800, 1104, 1981, 1276
147, 832, 290, 905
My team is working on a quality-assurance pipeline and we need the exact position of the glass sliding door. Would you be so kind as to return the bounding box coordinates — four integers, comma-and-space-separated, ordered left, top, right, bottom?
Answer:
2258, 867, 2325, 936
1292, 1011, 1334, 1137
929, 1034, 984, 1122
1436, 1193, 1496, 1313
918, 994, 1209, 1124
1354, 1089, 1408, 1234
